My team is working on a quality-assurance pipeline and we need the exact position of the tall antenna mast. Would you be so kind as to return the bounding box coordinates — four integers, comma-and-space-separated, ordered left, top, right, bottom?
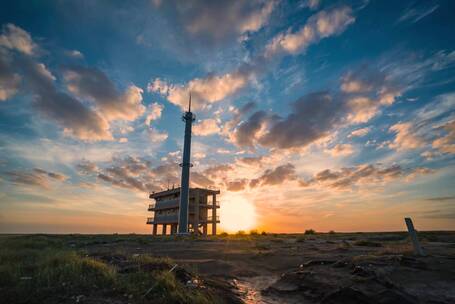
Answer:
177, 92, 195, 234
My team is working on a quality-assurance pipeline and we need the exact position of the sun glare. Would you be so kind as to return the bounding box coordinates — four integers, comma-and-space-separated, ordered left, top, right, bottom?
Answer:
220, 193, 257, 233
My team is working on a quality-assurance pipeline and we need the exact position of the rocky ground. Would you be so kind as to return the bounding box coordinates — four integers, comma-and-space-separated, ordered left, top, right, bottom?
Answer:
2, 232, 455, 303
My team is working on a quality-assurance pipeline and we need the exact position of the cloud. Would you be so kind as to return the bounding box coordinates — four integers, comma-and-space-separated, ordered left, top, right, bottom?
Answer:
226, 179, 248, 191
325, 144, 354, 156
265, 6, 355, 57
221, 101, 257, 135
20, 59, 113, 141
193, 118, 220, 136
202, 164, 234, 180
63, 66, 145, 122
397, 4, 439, 24
232, 110, 277, 147
389, 123, 425, 151
65, 50, 84, 59
190, 172, 215, 188
0, 49, 21, 101
349, 127, 370, 137
33, 168, 68, 181
148, 127, 168, 143
0, 24, 147, 141
150, 6, 355, 110
385, 93, 455, 155
301, 0, 321, 10
231, 64, 404, 150
237, 156, 264, 167
3, 168, 67, 189
160, 0, 275, 45
77, 156, 185, 193
148, 68, 253, 110
301, 164, 434, 190
253, 92, 342, 149
432, 120, 455, 154
425, 196, 455, 202
0, 23, 37, 55
145, 102, 164, 126
250, 163, 297, 188
76, 160, 98, 174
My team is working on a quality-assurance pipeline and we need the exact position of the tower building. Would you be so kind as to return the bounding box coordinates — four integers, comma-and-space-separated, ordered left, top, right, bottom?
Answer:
146, 95, 220, 235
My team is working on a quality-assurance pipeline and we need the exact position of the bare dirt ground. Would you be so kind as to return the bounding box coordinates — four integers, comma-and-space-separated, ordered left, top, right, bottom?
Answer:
2, 232, 455, 303
81, 231, 455, 304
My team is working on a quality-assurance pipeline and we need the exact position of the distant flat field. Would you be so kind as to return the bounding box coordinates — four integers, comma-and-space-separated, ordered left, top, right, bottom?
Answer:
1, 232, 455, 303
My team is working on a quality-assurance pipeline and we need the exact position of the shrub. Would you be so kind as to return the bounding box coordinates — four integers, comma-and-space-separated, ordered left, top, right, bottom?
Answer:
249, 230, 259, 236
329, 230, 336, 234
304, 229, 316, 235
261, 231, 267, 236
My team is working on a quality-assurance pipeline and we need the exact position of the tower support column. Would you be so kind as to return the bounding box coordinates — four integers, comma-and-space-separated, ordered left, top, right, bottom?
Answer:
194, 189, 200, 234
162, 224, 167, 235
152, 224, 157, 236
171, 224, 177, 235
212, 193, 217, 235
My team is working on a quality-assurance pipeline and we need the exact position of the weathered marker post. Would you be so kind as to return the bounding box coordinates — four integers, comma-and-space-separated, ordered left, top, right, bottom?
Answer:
404, 217, 425, 256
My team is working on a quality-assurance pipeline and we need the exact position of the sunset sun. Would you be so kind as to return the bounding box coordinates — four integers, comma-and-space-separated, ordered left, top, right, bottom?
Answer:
220, 193, 257, 233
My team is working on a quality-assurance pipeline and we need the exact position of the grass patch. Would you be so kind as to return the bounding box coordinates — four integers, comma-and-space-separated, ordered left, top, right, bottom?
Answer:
0, 235, 225, 304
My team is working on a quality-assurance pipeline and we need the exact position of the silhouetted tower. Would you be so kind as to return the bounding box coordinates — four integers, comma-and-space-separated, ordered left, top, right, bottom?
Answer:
178, 94, 195, 234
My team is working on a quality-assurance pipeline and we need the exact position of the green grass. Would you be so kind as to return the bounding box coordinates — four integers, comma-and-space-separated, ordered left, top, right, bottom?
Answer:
0, 235, 224, 304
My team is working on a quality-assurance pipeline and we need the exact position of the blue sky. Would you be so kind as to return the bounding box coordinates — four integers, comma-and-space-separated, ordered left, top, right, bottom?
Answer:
0, 0, 454, 233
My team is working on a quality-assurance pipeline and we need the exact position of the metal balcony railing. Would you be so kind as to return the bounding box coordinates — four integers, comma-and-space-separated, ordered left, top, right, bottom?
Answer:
146, 217, 154, 224
203, 201, 220, 207
207, 215, 220, 222
148, 203, 155, 210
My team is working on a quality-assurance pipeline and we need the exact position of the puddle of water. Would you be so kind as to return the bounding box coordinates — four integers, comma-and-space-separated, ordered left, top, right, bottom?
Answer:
234, 276, 283, 304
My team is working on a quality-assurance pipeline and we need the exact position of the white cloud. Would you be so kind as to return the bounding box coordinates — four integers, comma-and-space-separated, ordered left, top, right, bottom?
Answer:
325, 144, 354, 157
64, 66, 146, 123
148, 127, 168, 143
432, 121, 455, 154
349, 127, 370, 137
193, 118, 221, 136
389, 123, 425, 151
148, 71, 251, 110
65, 50, 84, 59
177, 0, 275, 43
265, 6, 355, 57
0, 50, 21, 101
0, 23, 37, 55
145, 102, 164, 126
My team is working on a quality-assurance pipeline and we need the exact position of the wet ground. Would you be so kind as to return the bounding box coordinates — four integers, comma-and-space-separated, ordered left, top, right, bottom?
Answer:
81, 231, 455, 304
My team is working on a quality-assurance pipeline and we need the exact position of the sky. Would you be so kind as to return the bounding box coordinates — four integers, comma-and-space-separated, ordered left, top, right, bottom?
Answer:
0, 0, 454, 234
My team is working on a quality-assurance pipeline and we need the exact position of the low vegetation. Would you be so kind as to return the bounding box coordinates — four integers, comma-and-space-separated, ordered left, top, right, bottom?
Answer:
304, 229, 316, 235
0, 235, 224, 304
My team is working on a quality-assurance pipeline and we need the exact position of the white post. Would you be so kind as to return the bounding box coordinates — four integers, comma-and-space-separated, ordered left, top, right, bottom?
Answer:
404, 217, 425, 256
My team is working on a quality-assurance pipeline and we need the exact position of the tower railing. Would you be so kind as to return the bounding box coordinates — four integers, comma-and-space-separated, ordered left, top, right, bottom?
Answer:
207, 215, 220, 222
